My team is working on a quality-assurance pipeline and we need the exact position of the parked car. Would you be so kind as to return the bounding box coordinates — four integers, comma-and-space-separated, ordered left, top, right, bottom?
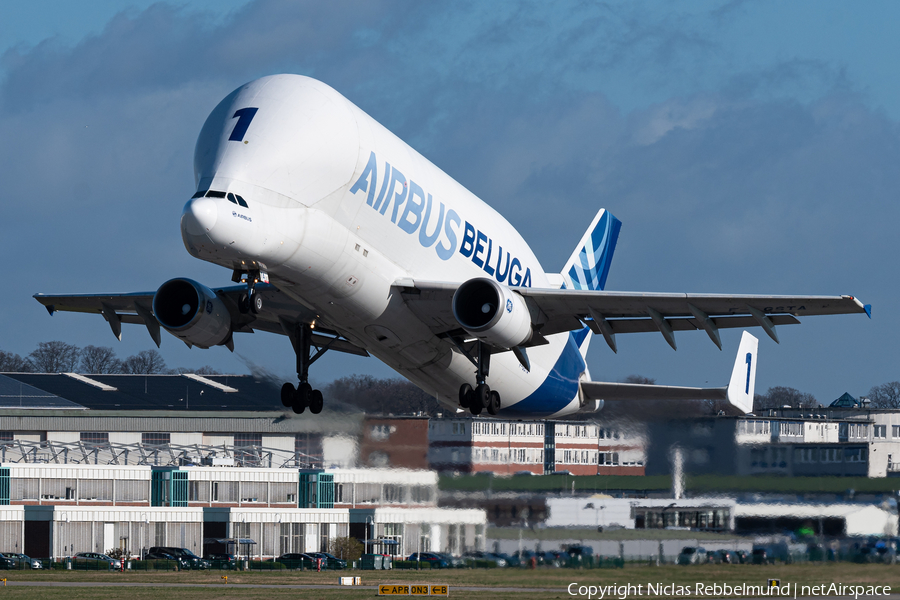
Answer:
204, 552, 238, 569
274, 553, 315, 569
407, 552, 449, 568
306, 552, 347, 569
435, 552, 465, 568
495, 552, 520, 567
148, 547, 210, 569
3, 553, 42, 569
0, 553, 18, 569
464, 551, 507, 567
144, 551, 189, 569
714, 550, 738, 564
677, 546, 707, 565
73, 552, 122, 570
540, 550, 565, 567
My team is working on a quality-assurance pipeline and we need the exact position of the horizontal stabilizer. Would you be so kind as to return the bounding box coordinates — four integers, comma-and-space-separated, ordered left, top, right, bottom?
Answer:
580, 381, 726, 402
579, 331, 759, 415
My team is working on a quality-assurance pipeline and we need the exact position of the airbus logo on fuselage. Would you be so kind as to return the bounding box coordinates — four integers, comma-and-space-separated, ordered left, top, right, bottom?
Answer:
350, 151, 532, 287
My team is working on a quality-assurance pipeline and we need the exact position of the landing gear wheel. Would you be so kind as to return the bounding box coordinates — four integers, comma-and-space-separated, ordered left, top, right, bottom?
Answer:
291, 382, 311, 414
296, 382, 312, 403
487, 390, 501, 415
459, 384, 473, 408
309, 389, 324, 414
238, 291, 251, 314
281, 383, 294, 407
469, 402, 482, 416
250, 292, 263, 314
475, 384, 491, 410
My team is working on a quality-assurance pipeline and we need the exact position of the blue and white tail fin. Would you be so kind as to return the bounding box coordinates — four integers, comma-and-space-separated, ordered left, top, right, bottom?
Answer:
561, 208, 621, 360
561, 208, 622, 292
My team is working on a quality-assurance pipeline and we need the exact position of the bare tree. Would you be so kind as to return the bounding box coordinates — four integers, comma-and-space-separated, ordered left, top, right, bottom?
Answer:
169, 365, 221, 375
621, 375, 657, 385
80, 345, 122, 374
27, 341, 80, 373
753, 386, 818, 410
120, 349, 167, 374
325, 374, 437, 416
869, 382, 900, 409
0, 350, 33, 372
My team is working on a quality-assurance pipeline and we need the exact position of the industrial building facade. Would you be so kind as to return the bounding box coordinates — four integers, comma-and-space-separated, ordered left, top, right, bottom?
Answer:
0, 373, 486, 560
428, 418, 646, 475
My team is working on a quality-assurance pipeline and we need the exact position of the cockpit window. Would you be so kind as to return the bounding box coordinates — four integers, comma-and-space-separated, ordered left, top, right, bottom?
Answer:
205, 190, 226, 198
191, 190, 208, 199
226, 193, 238, 205
235, 195, 249, 208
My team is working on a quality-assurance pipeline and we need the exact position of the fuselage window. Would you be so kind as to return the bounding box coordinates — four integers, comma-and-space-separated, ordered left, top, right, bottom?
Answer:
226, 193, 238, 205
205, 190, 226, 198
235, 195, 249, 208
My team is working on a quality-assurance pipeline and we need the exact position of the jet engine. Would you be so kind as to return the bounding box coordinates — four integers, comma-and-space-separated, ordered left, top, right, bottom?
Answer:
153, 278, 232, 348
452, 278, 532, 349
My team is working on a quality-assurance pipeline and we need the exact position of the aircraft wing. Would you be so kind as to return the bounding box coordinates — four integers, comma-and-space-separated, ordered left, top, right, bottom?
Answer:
33, 283, 368, 357
395, 278, 870, 351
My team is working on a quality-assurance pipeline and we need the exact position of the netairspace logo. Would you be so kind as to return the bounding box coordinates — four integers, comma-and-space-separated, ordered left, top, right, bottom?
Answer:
566, 582, 892, 599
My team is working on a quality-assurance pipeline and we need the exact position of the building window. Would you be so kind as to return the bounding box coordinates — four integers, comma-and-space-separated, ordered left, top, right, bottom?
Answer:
142, 432, 170, 445
80, 432, 108, 446
234, 433, 262, 446
874, 425, 887, 439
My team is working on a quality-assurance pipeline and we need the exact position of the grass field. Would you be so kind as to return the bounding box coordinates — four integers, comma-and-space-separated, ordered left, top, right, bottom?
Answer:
0, 563, 897, 599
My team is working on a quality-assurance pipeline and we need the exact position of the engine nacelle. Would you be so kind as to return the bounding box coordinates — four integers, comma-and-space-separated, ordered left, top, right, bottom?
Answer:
452, 278, 532, 349
153, 278, 232, 348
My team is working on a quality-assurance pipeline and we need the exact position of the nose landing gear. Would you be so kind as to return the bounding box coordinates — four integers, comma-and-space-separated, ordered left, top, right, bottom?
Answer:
233, 268, 266, 314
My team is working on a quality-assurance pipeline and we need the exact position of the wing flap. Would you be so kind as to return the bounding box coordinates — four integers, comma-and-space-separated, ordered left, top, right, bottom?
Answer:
398, 279, 867, 350
34, 283, 369, 358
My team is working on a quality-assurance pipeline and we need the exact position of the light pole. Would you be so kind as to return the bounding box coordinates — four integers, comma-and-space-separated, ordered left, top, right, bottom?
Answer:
141, 513, 148, 559
365, 516, 374, 555
583, 503, 605, 531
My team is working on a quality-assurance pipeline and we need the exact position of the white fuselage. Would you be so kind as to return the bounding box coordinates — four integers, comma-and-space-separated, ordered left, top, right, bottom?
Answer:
181, 75, 588, 417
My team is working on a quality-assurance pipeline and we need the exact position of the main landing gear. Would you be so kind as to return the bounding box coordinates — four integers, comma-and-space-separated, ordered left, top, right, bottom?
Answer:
280, 322, 325, 414
233, 268, 264, 315
458, 341, 501, 416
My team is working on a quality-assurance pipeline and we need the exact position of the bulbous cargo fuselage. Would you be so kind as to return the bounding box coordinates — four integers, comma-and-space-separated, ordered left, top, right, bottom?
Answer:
180, 75, 587, 417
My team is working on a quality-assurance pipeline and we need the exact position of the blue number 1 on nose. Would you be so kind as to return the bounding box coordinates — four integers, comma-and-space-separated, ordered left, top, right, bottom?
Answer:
229, 107, 259, 142
745, 352, 752, 394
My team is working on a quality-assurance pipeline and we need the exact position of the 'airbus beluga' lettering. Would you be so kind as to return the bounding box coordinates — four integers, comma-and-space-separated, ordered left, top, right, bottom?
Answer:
34, 74, 870, 421
349, 151, 532, 287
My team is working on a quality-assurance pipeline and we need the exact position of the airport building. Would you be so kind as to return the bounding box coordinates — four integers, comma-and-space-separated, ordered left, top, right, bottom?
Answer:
428, 418, 646, 475
645, 400, 900, 478
0, 373, 486, 560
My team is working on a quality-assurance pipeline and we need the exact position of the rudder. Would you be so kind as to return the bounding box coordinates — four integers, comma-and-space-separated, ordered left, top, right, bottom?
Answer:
561, 208, 622, 291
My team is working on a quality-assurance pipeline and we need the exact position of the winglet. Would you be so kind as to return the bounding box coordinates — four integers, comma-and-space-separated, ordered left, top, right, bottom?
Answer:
864, 304, 872, 319
726, 331, 758, 414
561, 208, 621, 291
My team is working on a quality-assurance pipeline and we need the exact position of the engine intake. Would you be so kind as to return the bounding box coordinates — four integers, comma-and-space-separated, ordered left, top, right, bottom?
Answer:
452, 278, 532, 349
153, 278, 232, 348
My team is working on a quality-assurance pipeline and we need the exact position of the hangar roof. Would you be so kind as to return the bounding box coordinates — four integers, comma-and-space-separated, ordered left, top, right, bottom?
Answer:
0, 373, 284, 412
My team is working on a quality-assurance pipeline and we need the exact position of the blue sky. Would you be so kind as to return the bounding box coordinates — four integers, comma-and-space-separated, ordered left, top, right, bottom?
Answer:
2, 1, 898, 404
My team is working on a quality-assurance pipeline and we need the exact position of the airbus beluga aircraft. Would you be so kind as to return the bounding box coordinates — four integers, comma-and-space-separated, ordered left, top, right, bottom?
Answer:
35, 75, 870, 418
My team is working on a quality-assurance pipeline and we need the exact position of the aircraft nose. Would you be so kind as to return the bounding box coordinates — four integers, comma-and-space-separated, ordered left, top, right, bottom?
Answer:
182, 196, 218, 237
